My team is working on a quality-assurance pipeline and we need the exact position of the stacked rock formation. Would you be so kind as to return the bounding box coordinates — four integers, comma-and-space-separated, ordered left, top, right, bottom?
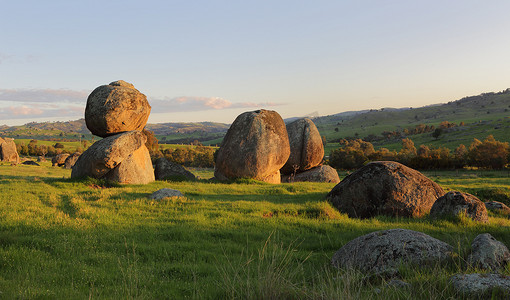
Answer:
0, 137, 20, 164
71, 81, 154, 184
214, 109, 290, 184
280, 118, 339, 183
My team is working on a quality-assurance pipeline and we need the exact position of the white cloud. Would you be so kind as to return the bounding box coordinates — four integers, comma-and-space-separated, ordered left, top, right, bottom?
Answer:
151, 96, 281, 113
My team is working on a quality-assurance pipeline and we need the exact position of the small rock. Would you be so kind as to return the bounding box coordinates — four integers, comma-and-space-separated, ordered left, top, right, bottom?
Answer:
281, 165, 340, 183
468, 233, 510, 271
387, 279, 411, 289
450, 273, 510, 295
430, 191, 488, 223
154, 158, 196, 181
22, 161, 39, 166
485, 201, 510, 215
149, 188, 184, 200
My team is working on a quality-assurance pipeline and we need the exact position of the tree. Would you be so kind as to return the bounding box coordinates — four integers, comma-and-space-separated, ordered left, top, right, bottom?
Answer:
432, 128, 442, 140
468, 135, 509, 169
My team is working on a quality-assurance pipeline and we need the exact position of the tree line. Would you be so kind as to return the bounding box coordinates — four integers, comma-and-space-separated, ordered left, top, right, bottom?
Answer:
329, 135, 510, 170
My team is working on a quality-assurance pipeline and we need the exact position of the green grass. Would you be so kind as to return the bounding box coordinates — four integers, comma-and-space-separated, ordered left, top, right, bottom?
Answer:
0, 163, 508, 298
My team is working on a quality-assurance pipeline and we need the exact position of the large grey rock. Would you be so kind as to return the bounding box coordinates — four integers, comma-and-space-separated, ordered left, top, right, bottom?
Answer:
64, 152, 81, 169
450, 273, 510, 295
0, 137, 20, 164
430, 191, 488, 223
327, 161, 444, 218
71, 131, 154, 184
52, 153, 70, 166
281, 118, 324, 175
331, 229, 453, 275
149, 188, 184, 200
154, 157, 196, 181
485, 201, 510, 215
85, 80, 151, 137
214, 109, 290, 183
468, 233, 510, 271
281, 165, 340, 183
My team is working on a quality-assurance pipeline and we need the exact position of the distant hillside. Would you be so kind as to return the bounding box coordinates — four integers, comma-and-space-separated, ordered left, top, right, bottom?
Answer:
1, 88, 509, 148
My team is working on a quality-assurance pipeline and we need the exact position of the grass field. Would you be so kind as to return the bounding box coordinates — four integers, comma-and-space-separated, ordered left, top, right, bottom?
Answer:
0, 163, 508, 299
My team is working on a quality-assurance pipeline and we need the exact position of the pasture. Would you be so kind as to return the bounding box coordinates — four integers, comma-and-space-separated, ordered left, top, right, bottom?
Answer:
0, 162, 508, 299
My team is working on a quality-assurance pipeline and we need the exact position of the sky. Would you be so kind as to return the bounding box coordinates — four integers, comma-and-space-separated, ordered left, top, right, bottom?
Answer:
1, 0, 510, 126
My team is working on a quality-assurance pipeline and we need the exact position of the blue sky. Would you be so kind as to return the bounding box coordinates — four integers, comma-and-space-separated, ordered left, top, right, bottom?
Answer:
1, 1, 510, 125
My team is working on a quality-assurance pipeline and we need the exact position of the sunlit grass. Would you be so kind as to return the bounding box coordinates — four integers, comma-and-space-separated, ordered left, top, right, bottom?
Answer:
0, 164, 508, 298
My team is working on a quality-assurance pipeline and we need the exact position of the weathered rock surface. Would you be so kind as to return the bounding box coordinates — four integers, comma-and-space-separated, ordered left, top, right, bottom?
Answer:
281, 118, 324, 175
331, 229, 453, 274
154, 157, 196, 181
103, 146, 155, 184
52, 153, 70, 166
468, 233, 510, 271
85, 80, 151, 137
0, 137, 20, 164
450, 273, 510, 295
327, 161, 444, 218
149, 188, 184, 200
214, 109, 290, 183
71, 131, 154, 184
430, 191, 488, 223
485, 201, 510, 215
281, 165, 340, 183
64, 152, 81, 169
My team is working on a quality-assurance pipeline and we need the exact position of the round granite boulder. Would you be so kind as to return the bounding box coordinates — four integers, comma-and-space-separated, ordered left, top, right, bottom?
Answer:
52, 153, 70, 167
430, 191, 488, 223
281, 165, 340, 183
327, 161, 444, 218
85, 80, 151, 137
281, 118, 324, 175
214, 109, 290, 183
331, 228, 453, 275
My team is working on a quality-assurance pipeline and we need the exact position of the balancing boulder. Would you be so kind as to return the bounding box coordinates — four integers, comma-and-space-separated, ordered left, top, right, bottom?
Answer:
85, 80, 151, 137
214, 109, 290, 183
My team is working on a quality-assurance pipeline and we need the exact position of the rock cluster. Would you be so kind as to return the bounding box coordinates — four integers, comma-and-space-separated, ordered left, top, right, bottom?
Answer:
0, 137, 20, 164
52, 153, 70, 167
214, 109, 290, 183
154, 158, 196, 181
327, 161, 444, 218
72, 81, 154, 184
280, 118, 338, 183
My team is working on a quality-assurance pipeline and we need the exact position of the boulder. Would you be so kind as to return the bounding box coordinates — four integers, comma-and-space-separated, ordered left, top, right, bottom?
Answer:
0, 137, 20, 164
281, 118, 324, 175
281, 165, 340, 183
149, 188, 184, 200
450, 274, 510, 296
331, 229, 453, 275
71, 131, 154, 184
214, 109, 290, 183
52, 153, 70, 166
485, 201, 510, 215
63, 152, 81, 169
430, 191, 488, 223
154, 157, 196, 181
103, 146, 155, 184
468, 233, 510, 271
327, 161, 444, 218
85, 80, 151, 137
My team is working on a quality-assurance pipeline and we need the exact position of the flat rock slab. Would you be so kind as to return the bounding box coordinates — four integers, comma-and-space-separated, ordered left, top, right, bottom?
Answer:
149, 188, 184, 200
331, 228, 453, 275
451, 273, 510, 295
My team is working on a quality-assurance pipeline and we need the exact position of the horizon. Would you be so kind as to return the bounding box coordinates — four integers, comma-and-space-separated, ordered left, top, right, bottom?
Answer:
2, 1, 510, 126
